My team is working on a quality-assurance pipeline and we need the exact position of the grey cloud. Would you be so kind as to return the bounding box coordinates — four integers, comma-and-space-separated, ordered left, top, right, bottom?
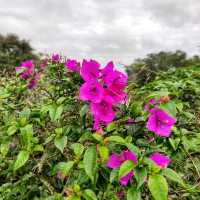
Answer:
0, 0, 200, 64
142, 0, 200, 27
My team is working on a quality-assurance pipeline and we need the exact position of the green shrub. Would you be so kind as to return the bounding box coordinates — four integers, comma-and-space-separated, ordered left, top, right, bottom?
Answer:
0, 57, 200, 200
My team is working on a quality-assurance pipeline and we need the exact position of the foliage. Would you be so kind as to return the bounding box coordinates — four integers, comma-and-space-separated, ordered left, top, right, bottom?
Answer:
0, 57, 200, 200
127, 50, 200, 85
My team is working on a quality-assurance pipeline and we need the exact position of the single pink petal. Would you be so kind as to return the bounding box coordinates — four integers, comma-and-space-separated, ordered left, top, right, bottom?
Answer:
123, 150, 138, 164
104, 84, 127, 104
156, 124, 174, 137
104, 70, 127, 88
149, 152, 171, 168
93, 115, 101, 130
65, 59, 80, 72
21, 60, 34, 69
91, 96, 115, 123
79, 81, 104, 103
80, 59, 100, 81
101, 61, 114, 80
146, 110, 157, 132
120, 171, 134, 186
107, 153, 123, 169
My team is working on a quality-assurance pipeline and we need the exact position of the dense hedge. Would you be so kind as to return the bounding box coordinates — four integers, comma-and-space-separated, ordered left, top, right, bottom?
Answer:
0, 56, 200, 200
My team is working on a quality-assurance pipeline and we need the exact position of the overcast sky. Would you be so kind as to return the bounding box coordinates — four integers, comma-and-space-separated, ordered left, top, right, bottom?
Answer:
0, 0, 200, 64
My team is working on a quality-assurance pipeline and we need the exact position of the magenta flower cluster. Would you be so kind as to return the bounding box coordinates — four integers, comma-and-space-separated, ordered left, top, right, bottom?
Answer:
107, 150, 171, 186
65, 59, 128, 130
16, 56, 177, 189
15, 60, 41, 90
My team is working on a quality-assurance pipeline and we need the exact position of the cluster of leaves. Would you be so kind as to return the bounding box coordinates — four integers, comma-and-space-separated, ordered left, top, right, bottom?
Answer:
128, 65, 200, 199
0, 58, 200, 200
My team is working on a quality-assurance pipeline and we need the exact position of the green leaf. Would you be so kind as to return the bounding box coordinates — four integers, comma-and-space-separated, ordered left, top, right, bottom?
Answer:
148, 91, 169, 100
148, 175, 168, 200
0, 143, 9, 157
55, 127, 63, 136
71, 143, 84, 157
54, 105, 64, 121
107, 136, 126, 144
83, 146, 97, 183
83, 189, 97, 200
13, 150, 30, 171
48, 104, 64, 122
118, 160, 135, 180
66, 195, 81, 200
106, 122, 116, 132
80, 104, 88, 118
33, 144, 44, 152
135, 168, 147, 188
7, 125, 17, 136
169, 138, 180, 151
159, 101, 177, 117
52, 161, 74, 176
20, 124, 34, 151
127, 188, 141, 200
57, 97, 66, 104
99, 146, 109, 162
162, 168, 184, 186
92, 133, 103, 142
110, 169, 118, 183
130, 101, 142, 117
54, 136, 67, 153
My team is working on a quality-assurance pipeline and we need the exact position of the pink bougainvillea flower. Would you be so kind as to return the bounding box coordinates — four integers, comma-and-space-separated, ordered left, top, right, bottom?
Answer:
65, 59, 80, 72
16, 60, 34, 72
21, 60, 34, 68
107, 153, 123, 169
149, 152, 171, 168
28, 73, 41, 90
107, 150, 137, 186
145, 98, 156, 111
120, 171, 134, 186
52, 54, 61, 62
91, 96, 115, 123
101, 61, 114, 81
80, 59, 100, 81
79, 81, 104, 103
78, 59, 128, 130
20, 71, 32, 80
16, 60, 34, 80
146, 107, 176, 137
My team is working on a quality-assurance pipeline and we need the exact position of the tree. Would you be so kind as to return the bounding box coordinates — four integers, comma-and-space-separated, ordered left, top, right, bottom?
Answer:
0, 33, 38, 74
126, 50, 200, 85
